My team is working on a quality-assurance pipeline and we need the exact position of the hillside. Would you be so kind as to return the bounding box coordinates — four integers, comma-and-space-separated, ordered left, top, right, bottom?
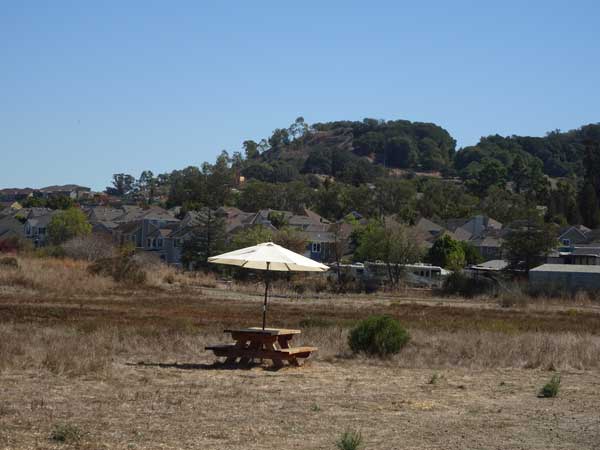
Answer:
456, 124, 600, 180
241, 118, 600, 186
241, 118, 457, 185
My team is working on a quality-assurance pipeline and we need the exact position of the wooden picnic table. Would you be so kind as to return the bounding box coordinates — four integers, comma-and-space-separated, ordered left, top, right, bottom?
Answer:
206, 327, 317, 368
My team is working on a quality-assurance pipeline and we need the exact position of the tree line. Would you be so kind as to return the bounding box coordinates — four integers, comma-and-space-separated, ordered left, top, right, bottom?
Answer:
101, 118, 600, 229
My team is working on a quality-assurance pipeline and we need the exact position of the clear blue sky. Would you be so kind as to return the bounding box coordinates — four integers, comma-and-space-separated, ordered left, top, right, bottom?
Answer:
1, 1, 599, 190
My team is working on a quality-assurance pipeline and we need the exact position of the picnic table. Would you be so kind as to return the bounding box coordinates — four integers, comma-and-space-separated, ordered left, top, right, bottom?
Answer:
206, 327, 317, 368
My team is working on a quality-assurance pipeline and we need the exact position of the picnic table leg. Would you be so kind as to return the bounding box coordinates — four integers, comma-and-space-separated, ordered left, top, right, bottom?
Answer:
266, 342, 284, 369
224, 339, 248, 365
239, 340, 261, 366
277, 335, 292, 349
277, 335, 300, 366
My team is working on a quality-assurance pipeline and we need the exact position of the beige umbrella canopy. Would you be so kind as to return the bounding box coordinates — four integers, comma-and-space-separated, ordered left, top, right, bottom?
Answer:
208, 242, 329, 329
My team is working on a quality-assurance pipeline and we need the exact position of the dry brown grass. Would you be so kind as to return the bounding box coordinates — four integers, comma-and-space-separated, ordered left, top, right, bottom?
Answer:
1, 320, 598, 378
0, 256, 117, 296
1, 259, 599, 374
0, 322, 213, 378
1, 266, 600, 449
0, 255, 222, 297
145, 265, 218, 289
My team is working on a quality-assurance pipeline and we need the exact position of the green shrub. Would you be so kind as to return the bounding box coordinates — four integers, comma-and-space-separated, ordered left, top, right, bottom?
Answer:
336, 430, 363, 450
539, 374, 561, 398
348, 315, 410, 357
50, 423, 84, 443
361, 277, 379, 294
440, 271, 492, 297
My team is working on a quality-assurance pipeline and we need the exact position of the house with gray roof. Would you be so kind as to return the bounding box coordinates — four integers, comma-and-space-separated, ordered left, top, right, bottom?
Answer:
0, 201, 23, 217
0, 215, 27, 242
24, 210, 59, 246
112, 208, 178, 245
415, 217, 445, 240
0, 188, 35, 202
39, 185, 91, 199
557, 225, 591, 246
468, 231, 504, 261
161, 209, 229, 267
445, 215, 502, 241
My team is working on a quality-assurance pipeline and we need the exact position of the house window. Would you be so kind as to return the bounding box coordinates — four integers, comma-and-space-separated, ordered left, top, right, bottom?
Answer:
147, 238, 152, 248
311, 242, 321, 253
38, 228, 46, 235
157, 238, 163, 249
562, 238, 571, 246
174, 239, 181, 248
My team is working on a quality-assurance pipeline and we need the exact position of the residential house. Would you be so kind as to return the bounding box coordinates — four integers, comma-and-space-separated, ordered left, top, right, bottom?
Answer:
287, 209, 337, 261
162, 226, 189, 267
244, 208, 337, 262
0, 201, 23, 216
24, 209, 59, 247
39, 184, 91, 200
408, 217, 443, 251
304, 230, 336, 261
543, 225, 600, 266
468, 231, 504, 261
446, 215, 505, 261
162, 211, 206, 267
557, 225, 591, 246
415, 217, 446, 242
412, 215, 504, 261
111, 206, 179, 254
444, 215, 502, 237
85, 206, 125, 236
0, 188, 35, 202
163, 209, 246, 267
248, 209, 288, 230
220, 207, 259, 234
0, 202, 23, 218
0, 215, 27, 242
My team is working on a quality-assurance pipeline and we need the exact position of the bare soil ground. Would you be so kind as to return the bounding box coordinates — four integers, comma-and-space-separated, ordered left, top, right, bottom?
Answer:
1, 284, 600, 449
2, 363, 599, 450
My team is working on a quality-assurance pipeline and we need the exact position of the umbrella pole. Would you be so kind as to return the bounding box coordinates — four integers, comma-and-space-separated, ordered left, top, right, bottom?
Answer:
262, 262, 270, 330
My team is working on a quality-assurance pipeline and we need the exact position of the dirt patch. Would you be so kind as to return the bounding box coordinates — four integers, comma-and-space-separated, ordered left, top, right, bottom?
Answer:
1, 362, 599, 449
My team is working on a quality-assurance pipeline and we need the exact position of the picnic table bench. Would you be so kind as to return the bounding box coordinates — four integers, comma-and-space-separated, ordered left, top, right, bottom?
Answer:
206, 327, 317, 368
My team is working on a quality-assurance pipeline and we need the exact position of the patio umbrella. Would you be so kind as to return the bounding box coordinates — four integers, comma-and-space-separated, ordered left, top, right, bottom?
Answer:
208, 242, 329, 329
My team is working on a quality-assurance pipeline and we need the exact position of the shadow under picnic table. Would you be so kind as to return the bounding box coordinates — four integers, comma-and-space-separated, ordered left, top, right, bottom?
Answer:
128, 360, 272, 371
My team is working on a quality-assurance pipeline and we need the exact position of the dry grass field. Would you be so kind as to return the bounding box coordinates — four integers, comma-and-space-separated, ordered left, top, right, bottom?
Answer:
1, 256, 600, 449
